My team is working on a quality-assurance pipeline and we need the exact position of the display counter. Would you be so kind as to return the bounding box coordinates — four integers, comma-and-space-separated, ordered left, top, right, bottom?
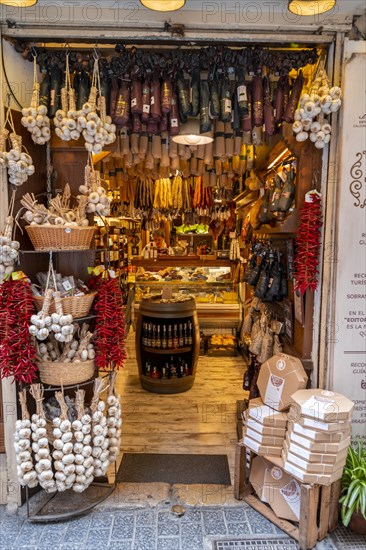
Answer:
131, 260, 242, 329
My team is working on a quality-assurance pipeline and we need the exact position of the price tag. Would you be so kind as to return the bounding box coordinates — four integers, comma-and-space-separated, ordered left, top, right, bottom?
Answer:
62, 280, 73, 291
170, 118, 178, 127
143, 104, 150, 113
237, 85, 247, 102
150, 96, 155, 105
131, 98, 137, 107
162, 286, 173, 300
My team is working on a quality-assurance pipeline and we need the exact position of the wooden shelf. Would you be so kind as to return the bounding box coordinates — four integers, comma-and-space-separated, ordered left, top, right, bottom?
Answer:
141, 346, 192, 355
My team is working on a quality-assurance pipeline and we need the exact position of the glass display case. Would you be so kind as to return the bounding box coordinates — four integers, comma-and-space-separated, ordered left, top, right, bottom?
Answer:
132, 263, 242, 329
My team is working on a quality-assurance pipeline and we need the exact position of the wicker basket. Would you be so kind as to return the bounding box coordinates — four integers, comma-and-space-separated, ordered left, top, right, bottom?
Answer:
33, 292, 97, 319
38, 359, 95, 386
25, 225, 96, 251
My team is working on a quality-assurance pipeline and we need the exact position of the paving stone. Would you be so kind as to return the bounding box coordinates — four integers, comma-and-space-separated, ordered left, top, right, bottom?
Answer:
203, 520, 227, 536
90, 512, 114, 529
86, 528, 112, 544
63, 526, 90, 543
59, 545, 86, 550
157, 537, 180, 550
180, 522, 203, 538
223, 507, 247, 523
158, 511, 180, 523
181, 508, 202, 522
244, 508, 276, 534
135, 510, 156, 525
202, 509, 225, 523
112, 513, 135, 527
110, 522, 134, 540
158, 520, 180, 537
107, 542, 132, 550
0, 532, 19, 550
227, 521, 251, 535
134, 525, 157, 550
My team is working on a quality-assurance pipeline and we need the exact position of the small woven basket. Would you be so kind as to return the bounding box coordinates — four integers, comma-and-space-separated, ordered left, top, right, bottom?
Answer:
25, 225, 96, 251
33, 292, 97, 319
38, 359, 95, 386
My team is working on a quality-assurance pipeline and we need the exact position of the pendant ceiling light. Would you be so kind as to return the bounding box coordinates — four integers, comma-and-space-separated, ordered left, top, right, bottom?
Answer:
0, 0, 37, 5
140, 0, 186, 12
288, 0, 336, 15
172, 118, 213, 146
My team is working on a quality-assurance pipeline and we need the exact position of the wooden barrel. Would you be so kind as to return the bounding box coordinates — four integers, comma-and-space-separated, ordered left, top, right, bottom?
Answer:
136, 298, 200, 394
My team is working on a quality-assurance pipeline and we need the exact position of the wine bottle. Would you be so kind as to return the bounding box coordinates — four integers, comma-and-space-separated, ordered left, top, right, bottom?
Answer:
146, 323, 152, 347
187, 320, 193, 346
173, 325, 179, 350
156, 325, 161, 349
179, 324, 185, 348
184, 323, 188, 346
162, 325, 167, 349
142, 322, 148, 347
167, 325, 173, 349
152, 324, 157, 348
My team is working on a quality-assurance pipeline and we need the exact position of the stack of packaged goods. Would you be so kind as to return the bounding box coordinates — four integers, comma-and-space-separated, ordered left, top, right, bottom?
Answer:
243, 397, 288, 457
282, 389, 354, 484
243, 354, 308, 457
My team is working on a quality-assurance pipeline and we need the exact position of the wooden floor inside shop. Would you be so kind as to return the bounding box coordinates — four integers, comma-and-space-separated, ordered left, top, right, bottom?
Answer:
112, 331, 249, 507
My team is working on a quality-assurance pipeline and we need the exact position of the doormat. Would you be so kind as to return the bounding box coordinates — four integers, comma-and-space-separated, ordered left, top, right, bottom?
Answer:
117, 453, 231, 485
212, 537, 298, 550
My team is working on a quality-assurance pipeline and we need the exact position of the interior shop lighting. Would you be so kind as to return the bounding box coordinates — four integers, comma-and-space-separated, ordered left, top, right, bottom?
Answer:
0, 0, 37, 6
172, 117, 214, 146
140, 0, 186, 12
267, 148, 290, 170
288, 0, 336, 16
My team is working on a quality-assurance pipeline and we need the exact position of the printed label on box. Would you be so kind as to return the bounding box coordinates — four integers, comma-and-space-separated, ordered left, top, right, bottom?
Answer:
271, 466, 283, 481
264, 375, 285, 408
280, 479, 301, 520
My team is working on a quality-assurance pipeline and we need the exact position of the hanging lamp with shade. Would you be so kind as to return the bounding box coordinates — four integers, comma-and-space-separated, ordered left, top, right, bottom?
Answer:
172, 118, 213, 146
288, 0, 336, 15
0, 0, 37, 5
140, 0, 186, 12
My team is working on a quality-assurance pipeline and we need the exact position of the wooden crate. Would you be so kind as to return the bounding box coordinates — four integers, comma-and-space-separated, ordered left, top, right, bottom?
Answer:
234, 442, 341, 550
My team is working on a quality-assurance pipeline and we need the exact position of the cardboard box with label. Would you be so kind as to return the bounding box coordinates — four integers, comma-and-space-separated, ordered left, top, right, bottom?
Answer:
246, 397, 289, 428
288, 422, 350, 443
244, 426, 286, 447
245, 419, 287, 437
289, 408, 351, 433
243, 435, 283, 457
257, 354, 308, 412
290, 389, 354, 422
288, 430, 351, 454
283, 440, 347, 474
282, 455, 345, 485
249, 456, 301, 522
285, 433, 348, 464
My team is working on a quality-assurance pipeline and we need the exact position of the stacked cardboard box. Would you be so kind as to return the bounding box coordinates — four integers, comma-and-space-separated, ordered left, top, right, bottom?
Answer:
243, 355, 308, 457
249, 455, 301, 522
282, 389, 354, 484
243, 397, 288, 456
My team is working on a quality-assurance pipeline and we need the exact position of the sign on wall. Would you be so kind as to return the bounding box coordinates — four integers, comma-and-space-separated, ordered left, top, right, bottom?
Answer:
331, 40, 366, 446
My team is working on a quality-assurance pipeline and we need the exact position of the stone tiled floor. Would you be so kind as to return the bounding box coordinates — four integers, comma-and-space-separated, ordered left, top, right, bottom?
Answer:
1, 501, 359, 550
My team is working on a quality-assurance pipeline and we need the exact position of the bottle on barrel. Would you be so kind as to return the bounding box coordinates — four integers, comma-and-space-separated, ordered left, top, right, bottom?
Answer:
162, 325, 167, 349
156, 325, 161, 349
173, 324, 179, 350
167, 325, 173, 349
179, 324, 185, 348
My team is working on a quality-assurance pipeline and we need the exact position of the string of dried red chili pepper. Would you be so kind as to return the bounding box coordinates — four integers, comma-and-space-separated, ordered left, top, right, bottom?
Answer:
294, 193, 323, 295
91, 274, 126, 371
0, 279, 38, 384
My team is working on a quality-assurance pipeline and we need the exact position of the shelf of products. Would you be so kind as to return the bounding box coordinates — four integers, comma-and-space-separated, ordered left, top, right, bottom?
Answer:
136, 298, 200, 394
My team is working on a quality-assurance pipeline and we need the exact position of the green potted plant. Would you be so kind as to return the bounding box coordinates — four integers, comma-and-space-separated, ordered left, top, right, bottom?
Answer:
340, 442, 366, 535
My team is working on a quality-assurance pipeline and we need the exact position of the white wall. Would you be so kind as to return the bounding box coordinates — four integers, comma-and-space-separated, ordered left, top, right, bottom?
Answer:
329, 39, 366, 446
